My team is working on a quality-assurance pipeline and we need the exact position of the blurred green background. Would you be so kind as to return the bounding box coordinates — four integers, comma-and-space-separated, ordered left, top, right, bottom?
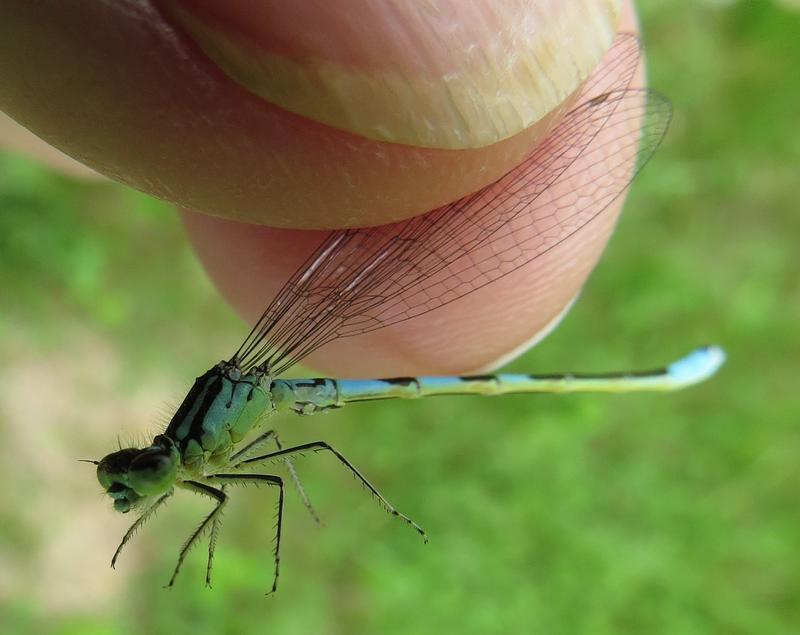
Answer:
1, 1, 798, 633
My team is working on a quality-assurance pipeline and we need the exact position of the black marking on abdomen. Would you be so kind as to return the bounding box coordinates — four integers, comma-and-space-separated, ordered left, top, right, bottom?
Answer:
293, 401, 342, 413
381, 377, 419, 388
291, 378, 328, 389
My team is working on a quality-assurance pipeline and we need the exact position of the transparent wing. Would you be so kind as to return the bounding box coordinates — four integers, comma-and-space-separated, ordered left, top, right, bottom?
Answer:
233, 34, 671, 375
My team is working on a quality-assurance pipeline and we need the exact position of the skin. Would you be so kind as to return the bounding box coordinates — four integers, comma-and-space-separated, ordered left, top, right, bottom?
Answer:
0, 1, 643, 377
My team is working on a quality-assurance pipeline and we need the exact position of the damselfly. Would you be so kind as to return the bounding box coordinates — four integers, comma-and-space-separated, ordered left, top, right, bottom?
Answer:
87, 35, 725, 593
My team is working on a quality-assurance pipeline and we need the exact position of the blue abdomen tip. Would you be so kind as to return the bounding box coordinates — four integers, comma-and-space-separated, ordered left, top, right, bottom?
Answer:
668, 346, 726, 384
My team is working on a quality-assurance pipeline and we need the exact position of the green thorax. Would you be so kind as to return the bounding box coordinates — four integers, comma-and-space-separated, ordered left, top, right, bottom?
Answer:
164, 362, 274, 475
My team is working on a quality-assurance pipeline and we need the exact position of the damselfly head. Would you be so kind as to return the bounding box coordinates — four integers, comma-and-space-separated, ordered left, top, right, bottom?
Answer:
96, 435, 179, 513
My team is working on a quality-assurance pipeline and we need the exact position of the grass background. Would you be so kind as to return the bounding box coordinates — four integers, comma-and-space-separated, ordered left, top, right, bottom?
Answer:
0, 1, 798, 633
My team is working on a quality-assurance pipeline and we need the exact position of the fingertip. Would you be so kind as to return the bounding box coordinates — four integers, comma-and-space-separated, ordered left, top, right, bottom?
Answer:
181, 2, 645, 376
182, 187, 618, 377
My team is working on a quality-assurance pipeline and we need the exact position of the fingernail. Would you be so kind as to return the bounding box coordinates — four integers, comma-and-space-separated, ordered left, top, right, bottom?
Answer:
161, 0, 620, 148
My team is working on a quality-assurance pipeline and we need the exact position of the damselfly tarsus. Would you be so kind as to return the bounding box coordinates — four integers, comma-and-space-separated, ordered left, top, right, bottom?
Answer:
88, 35, 725, 593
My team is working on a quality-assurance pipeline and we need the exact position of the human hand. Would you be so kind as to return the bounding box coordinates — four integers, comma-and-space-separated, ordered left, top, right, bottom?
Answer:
0, 0, 644, 376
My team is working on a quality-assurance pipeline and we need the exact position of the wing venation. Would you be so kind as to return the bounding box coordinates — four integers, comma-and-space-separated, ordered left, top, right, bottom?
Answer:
233, 35, 671, 374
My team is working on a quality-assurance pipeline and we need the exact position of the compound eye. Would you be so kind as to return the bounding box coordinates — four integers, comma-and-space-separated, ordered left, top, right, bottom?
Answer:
129, 450, 177, 495
131, 451, 170, 473
96, 448, 139, 489
96, 468, 113, 490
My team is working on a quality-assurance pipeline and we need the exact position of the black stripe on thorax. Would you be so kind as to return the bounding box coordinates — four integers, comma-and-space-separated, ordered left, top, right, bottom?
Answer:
164, 366, 219, 439
181, 373, 226, 452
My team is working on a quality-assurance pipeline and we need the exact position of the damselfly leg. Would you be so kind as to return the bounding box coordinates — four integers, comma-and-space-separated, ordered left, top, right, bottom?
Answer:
205, 483, 227, 587
229, 429, 319, 523
111, 490, 173, 569
236, 442, 428, 542
208, 474, 285, 595
204, 429, 318, 589
168, 481, 227, 588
